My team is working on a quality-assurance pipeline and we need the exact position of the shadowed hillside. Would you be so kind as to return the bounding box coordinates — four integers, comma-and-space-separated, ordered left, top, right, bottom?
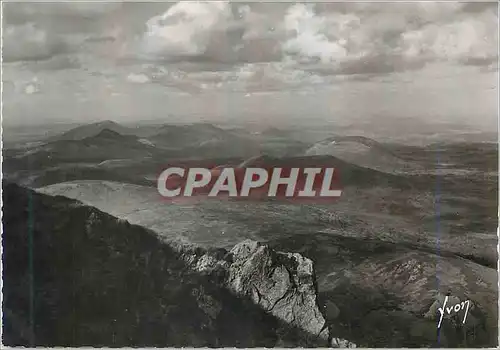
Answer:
3, 128, 165, 170
2, 182, 332, 347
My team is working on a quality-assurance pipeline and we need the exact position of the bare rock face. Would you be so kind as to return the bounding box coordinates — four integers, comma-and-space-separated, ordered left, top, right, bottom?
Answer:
184, 239, 357, 347
226, 240, 327, 338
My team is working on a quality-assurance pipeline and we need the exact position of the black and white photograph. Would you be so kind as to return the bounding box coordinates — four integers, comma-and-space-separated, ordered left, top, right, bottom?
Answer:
1, 1, 498, 348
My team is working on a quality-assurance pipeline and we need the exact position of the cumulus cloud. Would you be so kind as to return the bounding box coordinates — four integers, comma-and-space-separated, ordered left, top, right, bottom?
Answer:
400, 10, 498, 64
3, 1, 498, 82
131, 1, 497, 75
140, 2, 235, 60
281, 4, 351, 63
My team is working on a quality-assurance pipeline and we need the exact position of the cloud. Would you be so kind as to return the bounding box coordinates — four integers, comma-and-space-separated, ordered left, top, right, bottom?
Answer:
3, 1, 498, 79
400, 10, 498, 64
281, 4, 351, 63
139, 1, 235, 60
2, 2, 129, 63
3, 2, 121, 24
131, 1, 497, 75
3, 23, 66, 62
127, 73, 150, 84
278, 2, 498, 71
24, 83, 40, 95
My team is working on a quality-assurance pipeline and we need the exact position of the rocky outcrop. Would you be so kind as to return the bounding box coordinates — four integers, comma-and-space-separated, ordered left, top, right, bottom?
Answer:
182, 239, 356, 348
228, 241, 328, 338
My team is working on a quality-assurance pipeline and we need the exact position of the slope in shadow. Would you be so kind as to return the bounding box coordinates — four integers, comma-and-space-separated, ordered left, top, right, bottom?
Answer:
2, 182, 326, 347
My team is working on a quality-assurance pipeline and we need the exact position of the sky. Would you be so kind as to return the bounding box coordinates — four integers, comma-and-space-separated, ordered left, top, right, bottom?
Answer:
2, 1, 498, 128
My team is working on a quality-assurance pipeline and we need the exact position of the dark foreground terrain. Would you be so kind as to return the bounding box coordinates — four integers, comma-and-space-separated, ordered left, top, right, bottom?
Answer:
3, 182, 334, 347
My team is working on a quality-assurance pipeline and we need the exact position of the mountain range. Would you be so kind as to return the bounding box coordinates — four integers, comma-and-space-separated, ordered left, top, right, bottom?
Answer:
2, 119, 497, 347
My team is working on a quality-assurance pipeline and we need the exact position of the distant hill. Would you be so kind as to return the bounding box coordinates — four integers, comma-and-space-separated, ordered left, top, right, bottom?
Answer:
150, 123, 242, 148
82, 128, 141, 144
49, 121, 248, 145
48, 120, 135, 141
306, 136, 403, 158
3, 128, 166, 171
149, 123, 260, 158
259, 127, 293, 139
237, 154, 416, 190
43, 121, 308, 160
304, 135, 420, 174
90, 128, 128, 139
3, 123, 262, 187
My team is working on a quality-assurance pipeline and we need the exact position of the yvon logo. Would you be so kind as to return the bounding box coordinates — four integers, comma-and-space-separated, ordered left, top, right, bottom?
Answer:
437, 296, 471, 329
157, 166, 342, 201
